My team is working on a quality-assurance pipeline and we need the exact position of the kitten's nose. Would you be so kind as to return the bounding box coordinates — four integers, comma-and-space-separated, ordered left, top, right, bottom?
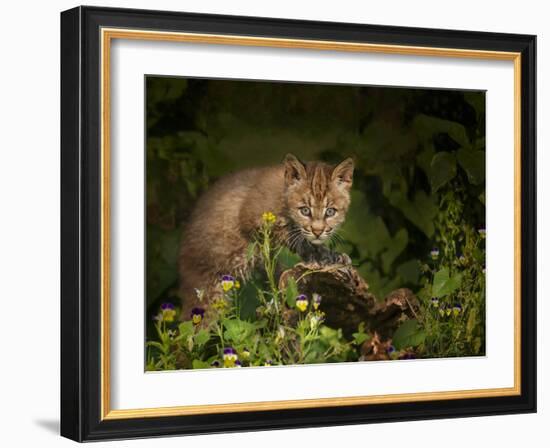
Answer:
312, 229, 323, 238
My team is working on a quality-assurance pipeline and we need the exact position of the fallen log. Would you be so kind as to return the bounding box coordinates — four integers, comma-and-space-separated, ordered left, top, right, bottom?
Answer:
278, 262, 420, 343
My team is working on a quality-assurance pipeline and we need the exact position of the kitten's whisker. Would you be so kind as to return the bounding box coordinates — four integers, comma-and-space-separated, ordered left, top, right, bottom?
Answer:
331, 231, 345, 245
286, 236, 298, 250
286, 228, 301, 241
288, 232, 302, 242
328, 233, 339, 249
286, 228, 302, 242
286, 231, 304, 251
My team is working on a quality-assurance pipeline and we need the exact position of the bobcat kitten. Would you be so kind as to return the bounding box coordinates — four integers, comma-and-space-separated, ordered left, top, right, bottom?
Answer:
178, 153, 354, 318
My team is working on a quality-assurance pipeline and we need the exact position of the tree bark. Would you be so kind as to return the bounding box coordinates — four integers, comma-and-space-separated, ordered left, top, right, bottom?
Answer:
278, 262, 420, 342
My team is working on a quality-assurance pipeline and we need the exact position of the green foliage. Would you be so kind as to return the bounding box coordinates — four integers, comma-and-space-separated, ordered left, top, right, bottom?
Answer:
178, 321, 194, 341
194, 329, 211, 346
146, 227, 179, 307
415, 187, 486, 358
392, 319, 426, 350
145, 77, 486, 362
396, 260, 420, 284
223, 319, 256, 344
457, 148, 485, 185
388, 190, 438, 238
432, 268, 462, 298
285, 276, 299, 308
352, 323, 370, 346
430, 152, 457, 192
146, 217, 358, 370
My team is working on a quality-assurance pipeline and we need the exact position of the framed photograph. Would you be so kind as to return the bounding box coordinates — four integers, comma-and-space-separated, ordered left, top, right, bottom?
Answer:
60, 6, 536, 441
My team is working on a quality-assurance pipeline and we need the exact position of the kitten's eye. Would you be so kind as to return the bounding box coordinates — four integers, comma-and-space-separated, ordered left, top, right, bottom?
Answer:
325, 207, 337, 217
299, 207, 311, 217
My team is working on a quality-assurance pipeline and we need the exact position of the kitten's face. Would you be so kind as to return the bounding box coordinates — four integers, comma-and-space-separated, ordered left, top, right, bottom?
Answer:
283, 154, 354, 246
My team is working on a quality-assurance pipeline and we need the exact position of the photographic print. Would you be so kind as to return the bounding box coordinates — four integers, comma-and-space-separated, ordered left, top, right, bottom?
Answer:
61, 7, 536, 440
145, 77, 487, 371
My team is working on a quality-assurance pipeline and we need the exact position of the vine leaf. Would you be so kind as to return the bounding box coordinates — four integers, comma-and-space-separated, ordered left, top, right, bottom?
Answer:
195, 329, 211, 346
392, 319, 426, 350
285, 276, 299, 308
457, 148, 485, 185
430, 152, 457, 192
192, 359, 210, 369
223, 319, 256, 344
432, 268, 462, 298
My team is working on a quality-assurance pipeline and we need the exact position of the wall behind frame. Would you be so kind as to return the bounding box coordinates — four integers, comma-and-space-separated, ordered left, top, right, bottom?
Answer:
0, 0, 546, 447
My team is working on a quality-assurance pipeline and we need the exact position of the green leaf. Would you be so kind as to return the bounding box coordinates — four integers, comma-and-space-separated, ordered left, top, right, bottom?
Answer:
319, 326, 344, 348
146, 341, 165, 352
339, 191, 382, 258
473, 337, 483, 354
365, 216, 391, 257
146, 227, 180, 305
278, 247, 301, 270
416, 145, 436, 177
192, 359, 211, 370
357, 261, 402, 300
245, 242, 256, 262
392, 319, 426, 350
474, 137, 486, 151
466, 308, 478, 338
464, 92, 485, 118
178, 321, 194, 341
413, 114, 470, 148
194, 329, 211, 346
381, 228, 408, 273
416, 284, 432, 303
223, 319, 256, 344
396, 259, 420, 284
429, 152, 457, 192
389, 190, 438, 237
352, 331, 370, 345
432, 268, 462, 298
457, 148, 485, 185
478, 191, 486, 205
285, 276, 299, 308
236, 278, 261, 320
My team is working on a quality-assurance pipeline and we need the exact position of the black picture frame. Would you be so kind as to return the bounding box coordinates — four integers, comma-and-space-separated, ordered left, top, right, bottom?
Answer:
61, 5, 536, 442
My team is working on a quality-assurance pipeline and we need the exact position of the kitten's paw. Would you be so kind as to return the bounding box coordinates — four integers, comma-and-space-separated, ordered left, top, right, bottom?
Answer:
319, 250, 352, 265
333, 253, 352, 265
300, 244, 352, 266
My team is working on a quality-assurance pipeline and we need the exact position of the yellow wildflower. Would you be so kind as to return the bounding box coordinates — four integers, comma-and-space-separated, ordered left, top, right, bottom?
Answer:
213, 298, 228, 310
223, 348, 238, 368
262, 211, 276, 224
221, 275, 235, 292
296, 294, 309, 312
158, 303, 176, 322
191, 307, 205, 325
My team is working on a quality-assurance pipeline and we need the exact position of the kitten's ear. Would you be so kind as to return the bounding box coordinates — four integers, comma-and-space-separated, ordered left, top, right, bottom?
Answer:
332, 158, 354, 190
283, 153, 307, 186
